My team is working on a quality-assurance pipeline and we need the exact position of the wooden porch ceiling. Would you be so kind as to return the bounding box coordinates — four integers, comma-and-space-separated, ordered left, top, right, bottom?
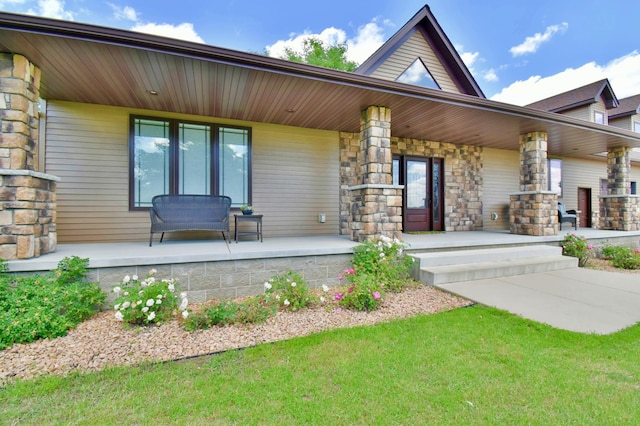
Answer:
1, 12, 640, 160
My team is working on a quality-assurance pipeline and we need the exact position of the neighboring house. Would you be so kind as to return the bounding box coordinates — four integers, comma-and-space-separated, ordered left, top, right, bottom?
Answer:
526, 81, 640, 227
609, 94, 640, 133
1, 5, 640, 260
527, 79, 619, 125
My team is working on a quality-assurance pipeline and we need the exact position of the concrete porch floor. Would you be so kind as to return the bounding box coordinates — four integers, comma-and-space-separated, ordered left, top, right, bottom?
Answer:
7, 228, 640, 272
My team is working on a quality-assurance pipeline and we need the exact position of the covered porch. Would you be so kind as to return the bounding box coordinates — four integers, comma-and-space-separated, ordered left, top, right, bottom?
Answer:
6, 229, 640, 304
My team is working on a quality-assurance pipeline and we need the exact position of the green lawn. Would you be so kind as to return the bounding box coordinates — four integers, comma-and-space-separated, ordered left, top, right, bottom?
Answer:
2, 305, 639, 425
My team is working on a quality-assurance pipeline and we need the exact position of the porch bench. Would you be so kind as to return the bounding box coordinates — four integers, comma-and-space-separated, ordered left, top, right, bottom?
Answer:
149, 194, 232, 247
558, 202, 577, 230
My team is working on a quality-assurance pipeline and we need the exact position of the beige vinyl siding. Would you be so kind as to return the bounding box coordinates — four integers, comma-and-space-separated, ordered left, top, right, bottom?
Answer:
559, 106, 591, 121
481, 148, 519, 230
45, 101, 339, 243
558, 157, 607, 226
368, 31, 459, 93
609, 116, 631, 130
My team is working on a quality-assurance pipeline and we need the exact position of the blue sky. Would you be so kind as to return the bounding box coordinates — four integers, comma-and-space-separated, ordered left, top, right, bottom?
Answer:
1, 0, 639, 105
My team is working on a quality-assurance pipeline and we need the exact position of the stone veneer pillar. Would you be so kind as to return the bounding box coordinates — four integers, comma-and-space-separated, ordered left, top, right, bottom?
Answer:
348, 106, 403, 242
600, 147, 640, 231
509, 131, 558, 236
0, 53, 59, 259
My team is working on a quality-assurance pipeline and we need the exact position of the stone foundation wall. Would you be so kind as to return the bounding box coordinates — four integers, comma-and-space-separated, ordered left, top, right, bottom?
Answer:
599, 195, 640, 231
0, 170, 58, 259
509, 191, 558, 236
89, 254, 354, 307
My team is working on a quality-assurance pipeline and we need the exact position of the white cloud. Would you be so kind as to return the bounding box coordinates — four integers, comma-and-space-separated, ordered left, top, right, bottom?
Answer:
110, 3, 137, 21
27, 0, 74, 20
265, 18, 389, 65
491, 50, 640, 105
484, 68, 498, 82
131, 22, 204, 43
509, 22, 568, 57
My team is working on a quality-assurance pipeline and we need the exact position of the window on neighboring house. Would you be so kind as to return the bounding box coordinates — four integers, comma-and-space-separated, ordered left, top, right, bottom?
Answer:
632, 181, 637, 195
594, 111, 606, 125
634, 120, 640, 133
600, 178, 608, 196
130, 116, 251, 209
548, 158, 562, 196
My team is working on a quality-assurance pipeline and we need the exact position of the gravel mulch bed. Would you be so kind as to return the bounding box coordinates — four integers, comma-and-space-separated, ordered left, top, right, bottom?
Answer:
0, 285, 472, 385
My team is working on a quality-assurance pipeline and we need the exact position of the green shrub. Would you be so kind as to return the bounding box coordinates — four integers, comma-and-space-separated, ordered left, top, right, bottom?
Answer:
608, 246, 640, 270
351, 236, 414, 293
0, 256, 105, 350
600, 244, 630, 260
184, 296, 275, 331
561, 234, 594, 267
335, 271, 384, 312
263, 270, 313, 311
112, 269, 188, 325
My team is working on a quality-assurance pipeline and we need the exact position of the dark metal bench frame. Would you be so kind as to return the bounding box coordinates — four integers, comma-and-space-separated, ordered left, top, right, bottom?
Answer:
558, 202, 577, 230
149, 194, 232, 249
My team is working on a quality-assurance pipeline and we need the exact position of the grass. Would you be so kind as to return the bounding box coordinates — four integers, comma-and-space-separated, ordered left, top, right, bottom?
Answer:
2, 305, 640, 425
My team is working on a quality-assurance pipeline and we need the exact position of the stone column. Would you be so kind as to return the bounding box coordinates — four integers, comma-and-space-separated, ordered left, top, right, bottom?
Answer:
600, 147, 640, 230
509, 131, 558, 236
348, 106, 403, 242
0, 53, 59, 259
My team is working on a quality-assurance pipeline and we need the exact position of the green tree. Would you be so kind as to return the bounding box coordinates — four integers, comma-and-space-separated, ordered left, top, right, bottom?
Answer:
281, 37, 358, 72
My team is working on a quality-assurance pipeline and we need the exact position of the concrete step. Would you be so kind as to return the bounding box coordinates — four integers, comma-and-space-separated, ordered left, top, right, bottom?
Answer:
411, 245, 578, 285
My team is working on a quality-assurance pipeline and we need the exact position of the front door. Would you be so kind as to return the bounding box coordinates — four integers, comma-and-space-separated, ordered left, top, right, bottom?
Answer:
399, 156, 444, 232
577, 187, 592, 228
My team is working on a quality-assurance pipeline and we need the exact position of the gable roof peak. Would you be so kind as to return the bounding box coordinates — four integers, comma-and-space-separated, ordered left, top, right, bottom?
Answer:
526, 78, 619, 112
354, 4, 484, 98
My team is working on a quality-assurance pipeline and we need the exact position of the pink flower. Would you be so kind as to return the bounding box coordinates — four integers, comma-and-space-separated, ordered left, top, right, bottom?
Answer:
343, 268, 355, 275
334, 292, 344, 301
338, 274, 343, 281
347, 286, 354, 294
372, 291, 381, 300
587, 244, 595, 250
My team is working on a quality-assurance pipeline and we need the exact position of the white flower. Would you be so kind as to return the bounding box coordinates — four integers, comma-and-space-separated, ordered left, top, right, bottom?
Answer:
142, 307, 149, 313
180, 298, 188, 310
320, 296, 326, 303
113, 286, 122, 294
180, 292, 187, 299
182, 310, 189, 319
123, 291, 129, 296
132, 275, 138, 281
121, 301, 131, 309
264, 282, 272, 290
115, 311, 124, 321
156, 294, 163, 299
322, 285, 329, 292
114, 303, 120, 310
291, 282, 297, 287
147, 311, 156, 321
136, 300, 142, 306
147, 277, 155, 284
168, 283, 175, 292
138, 290, 143, 296
283, 299, 290, 306
275, 295, 280, 300
156, 299, 162, 305
123, 275, 130, 283
379, 252, 385, 258
149, 268, 157, 275
146, 299, 155, 307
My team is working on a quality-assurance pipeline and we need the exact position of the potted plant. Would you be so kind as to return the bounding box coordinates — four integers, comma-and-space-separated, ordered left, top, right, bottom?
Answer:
241, 205, 253, 215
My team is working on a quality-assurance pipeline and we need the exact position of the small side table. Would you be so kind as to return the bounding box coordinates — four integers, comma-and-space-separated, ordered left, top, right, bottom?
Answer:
235, 214, 263, 243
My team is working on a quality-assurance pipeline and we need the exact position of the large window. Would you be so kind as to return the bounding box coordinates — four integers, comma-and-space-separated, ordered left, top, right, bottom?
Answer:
594, 111, 606, 125
130, 116, 251, 209
548, 158, 562, 196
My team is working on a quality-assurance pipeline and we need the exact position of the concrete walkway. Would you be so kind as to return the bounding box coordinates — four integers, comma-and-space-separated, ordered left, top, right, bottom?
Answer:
437, 268, 640, 335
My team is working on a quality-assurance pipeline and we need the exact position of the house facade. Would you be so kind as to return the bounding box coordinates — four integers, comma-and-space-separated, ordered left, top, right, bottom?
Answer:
1, 5, 640, 260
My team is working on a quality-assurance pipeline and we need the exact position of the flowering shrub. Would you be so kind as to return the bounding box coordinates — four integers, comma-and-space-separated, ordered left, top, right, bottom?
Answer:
264, 270, 313, 311
602, 245, 640, 270
112, 269, 188, 325
336, 268, 384, 311
0, 256, 105, 349
351, 235, 414, 293
561, 234, 593, 267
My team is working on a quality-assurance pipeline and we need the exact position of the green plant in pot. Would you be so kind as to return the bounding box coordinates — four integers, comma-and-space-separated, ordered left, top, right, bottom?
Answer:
241, 205, 253, 215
